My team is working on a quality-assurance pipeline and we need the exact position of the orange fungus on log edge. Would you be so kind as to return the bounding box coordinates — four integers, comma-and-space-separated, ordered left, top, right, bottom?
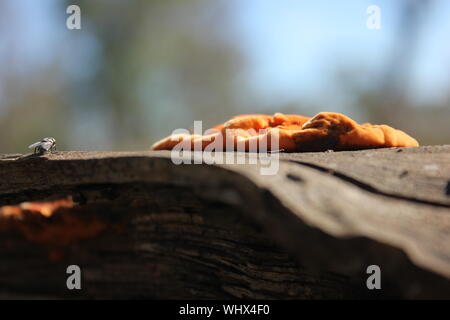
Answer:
151, 112, 419, 152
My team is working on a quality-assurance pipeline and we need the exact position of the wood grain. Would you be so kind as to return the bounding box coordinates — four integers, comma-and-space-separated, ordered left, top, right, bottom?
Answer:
0, 146, 449, 299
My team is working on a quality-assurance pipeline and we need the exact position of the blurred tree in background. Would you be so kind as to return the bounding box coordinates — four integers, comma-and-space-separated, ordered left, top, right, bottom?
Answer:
0, 0, 448, 153
0, 0, 245, 152
337, 0, 450, 145
69, 0, 245, 149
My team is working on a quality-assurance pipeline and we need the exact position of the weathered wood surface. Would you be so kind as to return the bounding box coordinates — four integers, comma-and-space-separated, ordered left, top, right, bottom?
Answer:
0, 145, 449, 299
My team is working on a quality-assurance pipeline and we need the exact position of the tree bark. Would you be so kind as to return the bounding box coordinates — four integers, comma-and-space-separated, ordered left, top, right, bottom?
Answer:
0, 146, 449, 299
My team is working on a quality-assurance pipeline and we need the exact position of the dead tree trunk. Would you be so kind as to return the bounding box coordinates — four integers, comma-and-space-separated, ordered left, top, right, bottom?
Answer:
0, 145, 449, 299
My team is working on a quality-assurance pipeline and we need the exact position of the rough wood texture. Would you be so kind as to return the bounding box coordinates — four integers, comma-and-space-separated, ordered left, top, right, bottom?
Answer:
0, 145, 449, 299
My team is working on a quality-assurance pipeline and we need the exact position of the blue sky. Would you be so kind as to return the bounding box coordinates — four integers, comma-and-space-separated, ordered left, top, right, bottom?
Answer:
231, 0, 450, 108
2, 0, 450, 111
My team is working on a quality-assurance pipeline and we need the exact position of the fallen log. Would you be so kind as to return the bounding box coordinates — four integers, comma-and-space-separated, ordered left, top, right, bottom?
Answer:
0, 146, 449, 299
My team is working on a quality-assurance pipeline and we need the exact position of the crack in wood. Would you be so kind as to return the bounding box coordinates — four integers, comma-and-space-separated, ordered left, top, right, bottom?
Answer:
287, 159, 450, 209
0, 147, 449, 298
